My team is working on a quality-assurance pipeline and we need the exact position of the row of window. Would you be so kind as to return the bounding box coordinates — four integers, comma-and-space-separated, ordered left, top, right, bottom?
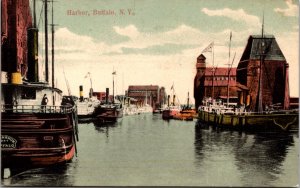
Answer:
206, 77, 236, 81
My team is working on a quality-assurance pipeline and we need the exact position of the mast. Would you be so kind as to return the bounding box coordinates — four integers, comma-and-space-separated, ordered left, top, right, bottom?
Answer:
33, 0, 36, 28
256, 13, 264, 113
212, 44, 215, 99
227, 31, 232, 106
44, 0, 49, 82
187, 92, 189, 107
51, 0, 55, 105
51, 0, 54, 88
112, 69, 116, 104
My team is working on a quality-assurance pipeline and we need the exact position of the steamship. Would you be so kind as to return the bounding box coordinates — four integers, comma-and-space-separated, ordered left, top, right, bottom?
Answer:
77, 85, 100, 118
94, 88, 123, 123
1, 0, 78, 168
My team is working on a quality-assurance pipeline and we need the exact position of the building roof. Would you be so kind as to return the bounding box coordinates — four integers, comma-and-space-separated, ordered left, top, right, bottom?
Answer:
240, 35, 286, 62
128, 85, 159, 91
205, 67, 236, 76
197, 54, 206, 60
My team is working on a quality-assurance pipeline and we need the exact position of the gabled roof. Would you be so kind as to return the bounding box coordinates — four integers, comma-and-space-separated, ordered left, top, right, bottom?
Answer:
240, 35, 286, 62
197, 54, 206, 60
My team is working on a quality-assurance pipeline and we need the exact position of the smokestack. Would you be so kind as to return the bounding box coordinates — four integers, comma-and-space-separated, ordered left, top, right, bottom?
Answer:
79, 85, 83, 102
173, 95, 176, 106
27, 28, 39, 82
106, 88, 109, 104
167, 95, 170, 107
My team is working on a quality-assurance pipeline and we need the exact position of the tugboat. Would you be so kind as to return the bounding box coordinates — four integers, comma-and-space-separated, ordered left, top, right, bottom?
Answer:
173, 92, 196, 121
94, 71, 123, 123
162, 94, 181, 120
94, 88, 123, 123
1, 0, 78, 169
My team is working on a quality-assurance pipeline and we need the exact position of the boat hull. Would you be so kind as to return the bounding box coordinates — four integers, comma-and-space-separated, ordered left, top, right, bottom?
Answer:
1, 112, 77, 168
94, 106, 123, 123
197, 110, 299, 132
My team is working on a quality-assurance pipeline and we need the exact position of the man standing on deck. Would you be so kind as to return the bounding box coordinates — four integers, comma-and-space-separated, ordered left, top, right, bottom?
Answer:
41, 94, 48, 112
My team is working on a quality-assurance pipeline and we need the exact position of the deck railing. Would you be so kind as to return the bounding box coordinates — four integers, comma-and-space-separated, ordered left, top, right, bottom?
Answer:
1, 104, 76, 114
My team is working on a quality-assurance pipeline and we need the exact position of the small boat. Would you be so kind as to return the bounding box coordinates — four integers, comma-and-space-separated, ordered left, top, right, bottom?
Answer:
95, 103, 123, 123
77, 96, 100, 118
1, 0, 78, 168
137, 91, 153, 114
173, 111, 194, 121
77, 74, 101, 118
94, 73, 123, 123
162, 93, 181, 120
172, 92, 196, 121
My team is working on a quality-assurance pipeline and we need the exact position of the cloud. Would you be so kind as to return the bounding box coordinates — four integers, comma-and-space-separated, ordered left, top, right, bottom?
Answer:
113, 25, 140, 39
201, 8, 261, 28
111, 24, 205, 53
274, 0, 298, 17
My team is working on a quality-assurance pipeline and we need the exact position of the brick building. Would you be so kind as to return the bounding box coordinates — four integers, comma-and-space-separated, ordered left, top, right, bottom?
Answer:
1, 0, 32, 81
236, 35, 290, 110
194, 54, 238, 109
194, 35, 291, 111
127, 85, 166, 109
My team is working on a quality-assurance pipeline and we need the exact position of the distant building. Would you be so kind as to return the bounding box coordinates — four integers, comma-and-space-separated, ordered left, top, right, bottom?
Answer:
93, 92, 106, 101
236, 35, 290, 110
194, 54, 238, 109
127, 85, 166, 109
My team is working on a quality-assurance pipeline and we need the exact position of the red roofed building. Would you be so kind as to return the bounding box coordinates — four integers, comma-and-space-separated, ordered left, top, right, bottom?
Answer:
127, 85, 166, 110
194, 54, 238, 109
203, 67, 237, 97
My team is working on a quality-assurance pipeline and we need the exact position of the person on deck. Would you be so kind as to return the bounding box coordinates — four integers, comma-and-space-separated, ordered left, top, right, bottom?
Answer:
41, 94, 48, 112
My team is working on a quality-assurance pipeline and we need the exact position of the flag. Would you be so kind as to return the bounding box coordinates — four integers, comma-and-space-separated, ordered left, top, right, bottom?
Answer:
202, 42, 214, 53
84, 72, 90, 78
112, 71, 116, 75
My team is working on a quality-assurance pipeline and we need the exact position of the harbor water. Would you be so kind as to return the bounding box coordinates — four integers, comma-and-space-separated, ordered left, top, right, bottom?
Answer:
2, 113, 299, 187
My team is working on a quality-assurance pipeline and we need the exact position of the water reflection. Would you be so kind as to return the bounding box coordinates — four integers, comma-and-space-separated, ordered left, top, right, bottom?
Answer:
194, 126, 296, 186
234, 133, 294, 186
3, 163, 75, 186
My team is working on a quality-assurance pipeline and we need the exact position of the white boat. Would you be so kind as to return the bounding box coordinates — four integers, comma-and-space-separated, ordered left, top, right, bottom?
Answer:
77, 96, 100, 118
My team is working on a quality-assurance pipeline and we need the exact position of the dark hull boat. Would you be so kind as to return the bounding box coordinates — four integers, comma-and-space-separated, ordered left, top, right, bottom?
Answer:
1, 0, 78, 169
94, 104, 123, 123
1, 85, 79, 168
197, 109, 298, 132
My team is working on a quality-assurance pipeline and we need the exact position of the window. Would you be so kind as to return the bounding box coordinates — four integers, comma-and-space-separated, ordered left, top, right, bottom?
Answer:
21, 88, 36, 99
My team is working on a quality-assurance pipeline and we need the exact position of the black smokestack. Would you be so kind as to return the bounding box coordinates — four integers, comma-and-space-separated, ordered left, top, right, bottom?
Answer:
106, 88, 109, 104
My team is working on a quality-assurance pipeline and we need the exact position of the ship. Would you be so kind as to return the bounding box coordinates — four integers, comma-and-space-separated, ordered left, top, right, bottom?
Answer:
195, 27, 299, 132
1, 0, 79, 168
94, 80, 123, 123
77, 76, 100, 119
162, 94, 181, 120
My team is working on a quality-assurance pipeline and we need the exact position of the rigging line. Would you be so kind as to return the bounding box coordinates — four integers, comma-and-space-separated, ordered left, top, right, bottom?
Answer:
261, 40, 273, 92
37, 1, 45, 28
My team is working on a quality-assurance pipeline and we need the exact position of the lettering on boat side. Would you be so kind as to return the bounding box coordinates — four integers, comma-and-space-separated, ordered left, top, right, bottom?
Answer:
1, 135, 17, 148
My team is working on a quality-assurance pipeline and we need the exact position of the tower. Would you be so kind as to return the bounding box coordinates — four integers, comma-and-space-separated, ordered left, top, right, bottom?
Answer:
194, 54, 206, 110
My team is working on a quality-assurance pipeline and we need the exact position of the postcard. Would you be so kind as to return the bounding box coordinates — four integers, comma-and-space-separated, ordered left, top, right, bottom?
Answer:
1, 0, 299, 187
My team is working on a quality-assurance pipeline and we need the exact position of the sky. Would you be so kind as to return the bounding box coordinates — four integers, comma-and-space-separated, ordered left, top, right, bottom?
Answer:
33, 0, 299, 104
